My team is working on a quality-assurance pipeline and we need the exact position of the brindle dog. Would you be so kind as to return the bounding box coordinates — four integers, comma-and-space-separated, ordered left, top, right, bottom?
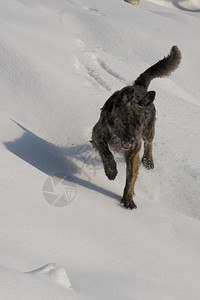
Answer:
92, 46, 181, 209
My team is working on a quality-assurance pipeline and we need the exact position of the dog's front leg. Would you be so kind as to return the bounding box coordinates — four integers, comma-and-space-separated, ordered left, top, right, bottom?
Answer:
93, 138, 117, 180
121, 141, 141, 209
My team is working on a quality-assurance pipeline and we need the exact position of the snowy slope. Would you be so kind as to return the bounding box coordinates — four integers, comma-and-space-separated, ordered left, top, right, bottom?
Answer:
0, 0, 200, 299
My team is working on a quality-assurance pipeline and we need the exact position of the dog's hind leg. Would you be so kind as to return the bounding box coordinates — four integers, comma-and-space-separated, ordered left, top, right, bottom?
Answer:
142, 140, 154, 169
142, 117, 156, 169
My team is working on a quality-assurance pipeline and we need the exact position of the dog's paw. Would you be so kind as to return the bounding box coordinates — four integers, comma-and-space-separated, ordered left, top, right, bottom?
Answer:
121, 196, 137, 210
142, 156, 154, 170
104, 160, 118, 180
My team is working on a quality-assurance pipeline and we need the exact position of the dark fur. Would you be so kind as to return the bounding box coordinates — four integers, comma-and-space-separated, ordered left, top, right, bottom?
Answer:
92, 46, 181, 209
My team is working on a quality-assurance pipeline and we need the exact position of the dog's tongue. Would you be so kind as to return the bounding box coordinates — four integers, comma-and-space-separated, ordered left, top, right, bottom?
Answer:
122, 141, 132, 149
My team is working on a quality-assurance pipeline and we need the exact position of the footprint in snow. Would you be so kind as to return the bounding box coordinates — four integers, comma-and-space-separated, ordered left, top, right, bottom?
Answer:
26, 263, 73, 290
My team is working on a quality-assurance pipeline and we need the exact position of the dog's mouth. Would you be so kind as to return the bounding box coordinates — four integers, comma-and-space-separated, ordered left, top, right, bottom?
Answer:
121, 141, 132, 150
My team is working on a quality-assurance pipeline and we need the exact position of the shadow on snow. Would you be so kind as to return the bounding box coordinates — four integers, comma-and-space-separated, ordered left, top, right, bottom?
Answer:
172, 0, 200, 12
4, 121, 120, 201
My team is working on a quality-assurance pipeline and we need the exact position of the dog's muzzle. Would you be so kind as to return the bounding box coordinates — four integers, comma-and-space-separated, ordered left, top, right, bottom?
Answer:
121, 138, 134, 150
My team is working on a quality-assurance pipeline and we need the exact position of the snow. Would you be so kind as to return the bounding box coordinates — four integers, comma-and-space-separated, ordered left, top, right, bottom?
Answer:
27, 263, 73, 290
0, 0, 200, 299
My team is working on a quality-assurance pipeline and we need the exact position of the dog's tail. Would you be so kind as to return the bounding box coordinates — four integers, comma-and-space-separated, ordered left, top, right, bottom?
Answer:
134, 46, 181, 89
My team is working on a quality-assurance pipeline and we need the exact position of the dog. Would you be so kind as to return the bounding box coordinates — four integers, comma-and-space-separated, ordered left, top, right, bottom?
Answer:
91, 46, 181, 209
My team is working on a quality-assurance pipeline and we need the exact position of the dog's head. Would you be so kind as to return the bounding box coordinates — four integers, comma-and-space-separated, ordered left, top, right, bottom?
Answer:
106, 86, 155, 150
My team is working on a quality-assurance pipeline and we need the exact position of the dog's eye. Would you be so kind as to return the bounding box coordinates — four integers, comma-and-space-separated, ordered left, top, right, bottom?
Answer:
123, 120, 128, 125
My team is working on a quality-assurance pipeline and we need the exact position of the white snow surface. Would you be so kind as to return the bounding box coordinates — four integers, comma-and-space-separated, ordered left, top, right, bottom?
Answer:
0, 0, 200, 299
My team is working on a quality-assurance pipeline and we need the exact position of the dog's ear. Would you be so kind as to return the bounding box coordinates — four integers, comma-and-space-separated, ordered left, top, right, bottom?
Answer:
103, 97, 114, 113
115, 86, 135, 107
102, 91, 118, 112
137, 91, 156, 107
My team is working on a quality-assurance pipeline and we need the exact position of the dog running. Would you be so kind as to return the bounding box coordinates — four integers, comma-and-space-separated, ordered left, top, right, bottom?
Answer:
92, 46, 181, 209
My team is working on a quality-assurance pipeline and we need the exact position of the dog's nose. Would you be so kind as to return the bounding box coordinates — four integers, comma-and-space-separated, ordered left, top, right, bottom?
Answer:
126, 137, 134, 144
